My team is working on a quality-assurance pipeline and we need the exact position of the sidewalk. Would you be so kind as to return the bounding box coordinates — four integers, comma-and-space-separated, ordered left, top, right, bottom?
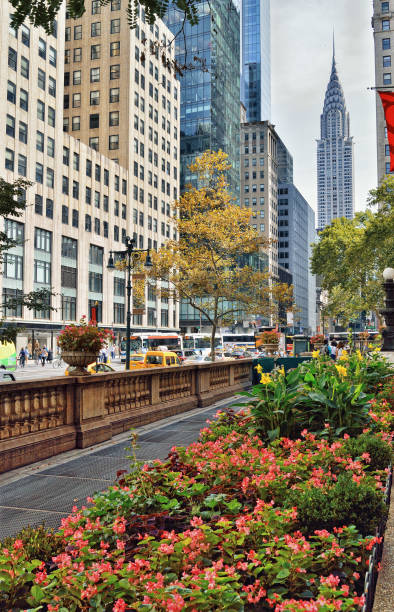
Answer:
0, 395, 242, 540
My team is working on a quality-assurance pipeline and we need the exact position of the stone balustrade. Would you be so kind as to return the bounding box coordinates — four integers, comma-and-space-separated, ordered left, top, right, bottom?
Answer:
0, 359, 252, 474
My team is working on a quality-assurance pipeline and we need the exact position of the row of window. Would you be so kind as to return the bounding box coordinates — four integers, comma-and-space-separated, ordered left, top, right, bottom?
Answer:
243, 158, 265, 167
244, 171, 264, 180
244, 184, 265, 193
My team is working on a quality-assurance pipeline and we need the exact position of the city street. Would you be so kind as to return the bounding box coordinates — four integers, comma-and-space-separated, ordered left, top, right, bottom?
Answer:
9, 359, 125, 381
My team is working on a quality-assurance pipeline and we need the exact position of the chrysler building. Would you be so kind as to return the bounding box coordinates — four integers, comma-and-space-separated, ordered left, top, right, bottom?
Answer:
317, 41, 354, 230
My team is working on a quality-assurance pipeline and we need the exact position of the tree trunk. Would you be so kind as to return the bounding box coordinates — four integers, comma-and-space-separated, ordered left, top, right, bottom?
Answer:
211, 323, 217, 362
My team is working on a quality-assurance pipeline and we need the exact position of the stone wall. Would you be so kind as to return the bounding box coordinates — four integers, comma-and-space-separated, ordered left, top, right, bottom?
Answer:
0, 360, 252, 473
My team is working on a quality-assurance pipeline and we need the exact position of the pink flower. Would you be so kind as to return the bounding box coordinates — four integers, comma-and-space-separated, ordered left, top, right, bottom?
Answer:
320, 574, 340, 588
113, 599, 127, 612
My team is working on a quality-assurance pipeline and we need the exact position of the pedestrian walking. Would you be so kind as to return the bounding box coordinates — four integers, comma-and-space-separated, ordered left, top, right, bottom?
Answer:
330, 340, 337, 361
18, 348, 26, 368
40, 347, 48, 366
34, 347, 41, 365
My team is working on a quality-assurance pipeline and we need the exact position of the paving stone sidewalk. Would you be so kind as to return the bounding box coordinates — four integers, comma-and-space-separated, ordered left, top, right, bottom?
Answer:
0, 396, 242, 540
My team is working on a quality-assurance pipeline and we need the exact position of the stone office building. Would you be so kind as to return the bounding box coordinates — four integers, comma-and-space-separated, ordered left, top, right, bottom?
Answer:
0, 1, 180, 351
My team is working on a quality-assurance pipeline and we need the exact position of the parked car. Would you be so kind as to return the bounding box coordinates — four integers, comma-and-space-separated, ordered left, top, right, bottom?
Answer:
173, 349, 199, 362
129, 351, 181, 369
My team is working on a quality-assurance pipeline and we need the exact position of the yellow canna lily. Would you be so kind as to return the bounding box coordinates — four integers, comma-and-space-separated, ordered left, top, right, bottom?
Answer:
312, 350, 320, 358
339, 350, 348, 361
335, 364, 348, 379
260, 373, 272, 385
255, 364, 263, 374
278, 366, 285, 376
356, 349, 363, 361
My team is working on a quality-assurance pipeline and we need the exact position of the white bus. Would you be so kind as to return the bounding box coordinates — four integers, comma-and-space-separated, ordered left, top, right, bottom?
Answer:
120, 333, 182, 362
182, 333, 222, 355
221, 333, 256, 350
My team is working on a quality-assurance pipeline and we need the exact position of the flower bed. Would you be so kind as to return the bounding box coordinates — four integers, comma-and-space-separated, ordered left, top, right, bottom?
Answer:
0, 354, 393, 611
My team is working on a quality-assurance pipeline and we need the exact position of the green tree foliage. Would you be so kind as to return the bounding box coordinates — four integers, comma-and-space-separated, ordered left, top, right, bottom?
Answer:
311, 177, 394, 326
0, 179, 55, 343
9, 0, 199, 34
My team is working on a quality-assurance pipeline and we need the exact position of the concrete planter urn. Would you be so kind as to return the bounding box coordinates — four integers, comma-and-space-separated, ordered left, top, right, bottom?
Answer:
260, 344, 279, 356
61, 351, 97, 376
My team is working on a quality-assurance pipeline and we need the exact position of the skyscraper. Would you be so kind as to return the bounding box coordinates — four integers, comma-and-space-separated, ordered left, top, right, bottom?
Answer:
317, 42, 354, 230
164, 0, 240, 199
241, 0, 271, 122
372, 0, 394, 183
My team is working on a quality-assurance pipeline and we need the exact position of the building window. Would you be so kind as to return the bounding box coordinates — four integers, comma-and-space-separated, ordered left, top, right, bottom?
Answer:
91, 44, 100, 59
109, 134, 119, 149
90, 90, 100, 105
73, 152, 80, 171
111, 18, 120, 33
111, 0, 121, 10
6, 114, 15, 138
18, 154, 27, 177
48, 107, 55, 127
110, 87, 119, 102
382, 2, 390, 13
385, 143, 390, 156
89, 271, 103, 292
90, 113, 100, 129
61, 266, 77, 288
46, 199, 53, 218
62, 236, 78, 259
383, 55, 392, 67
8, 47, 17, 71
72, 180, 79, 199
62, 175, 69, 194
91, 67, 100, 82
62, 295, 76, 321
88, 300, 102, 322
384, 72, 392, 84
35, 194, 43, 215
73, 92, 81, 108
34, 258, 51, 284
38, 68, 46, 90
20, 89, 29, 111
91, 0, 101, 14
7, 81, 16, 104
110, 64, 120, 79
74, 25, 82, 39
72, 209, 79, 228
34, 227, 52, 253
382, 19, 390, 31
4, 254, 23, 280
62, 205, 69, 225
86, 159, 92, 176
72, 116, 80, 131
109, 111, 119, 126
35, 161, 43, 183
38, 38, 47, 59
46, 167, 54, 188
37, 100, 45, 121
85, 214, 92, 231
383, 37, 391, 49
110, 41, 120, 56
73, 47, 82, 62
3, 288, 23, 317
89, 137, 99, 150
91, 21, 101, 37
113, 303, 125, 323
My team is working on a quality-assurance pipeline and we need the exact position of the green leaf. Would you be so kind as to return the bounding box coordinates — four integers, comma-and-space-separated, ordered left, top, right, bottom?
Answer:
276, 568, 290, 580
31, 585, 45, 602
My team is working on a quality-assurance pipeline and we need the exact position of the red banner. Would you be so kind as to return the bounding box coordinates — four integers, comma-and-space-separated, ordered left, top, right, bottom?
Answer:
378, 91, 394, 171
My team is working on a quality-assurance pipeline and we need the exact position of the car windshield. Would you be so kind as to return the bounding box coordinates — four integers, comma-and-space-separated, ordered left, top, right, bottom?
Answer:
130, 355, 144, 361
146, 355, 163, 365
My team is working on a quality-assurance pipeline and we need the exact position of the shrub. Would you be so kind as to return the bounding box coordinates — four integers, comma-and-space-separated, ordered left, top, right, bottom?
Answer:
344, 433, 393, 471
290, 473, 388, 536
1, 524, 62, 561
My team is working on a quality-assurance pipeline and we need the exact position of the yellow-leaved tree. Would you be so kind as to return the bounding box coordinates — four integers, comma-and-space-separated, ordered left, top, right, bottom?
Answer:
150, 150, 293, 359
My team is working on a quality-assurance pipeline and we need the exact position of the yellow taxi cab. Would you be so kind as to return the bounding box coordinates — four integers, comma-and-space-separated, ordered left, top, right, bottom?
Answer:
65, 362, 115, 376
130, 350, 181, 369
128, 353, 145, 367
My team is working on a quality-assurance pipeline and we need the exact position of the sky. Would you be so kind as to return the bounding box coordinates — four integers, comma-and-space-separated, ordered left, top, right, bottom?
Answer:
270, 0, 377, 213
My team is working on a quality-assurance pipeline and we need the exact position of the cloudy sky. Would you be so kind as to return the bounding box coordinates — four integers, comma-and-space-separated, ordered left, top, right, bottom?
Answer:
270, 0, 377, 213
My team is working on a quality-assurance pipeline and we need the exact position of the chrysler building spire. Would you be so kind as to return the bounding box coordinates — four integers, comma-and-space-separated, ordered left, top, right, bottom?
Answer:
316, 41, 354, 230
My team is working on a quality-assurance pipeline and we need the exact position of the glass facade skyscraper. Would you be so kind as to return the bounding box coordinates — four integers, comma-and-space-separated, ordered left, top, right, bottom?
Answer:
241, 0, 271, 122
165, 1, 240, 200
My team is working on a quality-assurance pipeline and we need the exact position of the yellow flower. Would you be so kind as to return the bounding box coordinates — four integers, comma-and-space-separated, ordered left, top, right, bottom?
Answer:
335, 364, 348, 379
312, 350, 320, 358
278, 366, 285, 376
356, 350, 363, 361
368, 343, 374, 349
255, 364, 263, 374
373, 347, 381, 354
339, 350, 348, 361
260, 373, 272, 385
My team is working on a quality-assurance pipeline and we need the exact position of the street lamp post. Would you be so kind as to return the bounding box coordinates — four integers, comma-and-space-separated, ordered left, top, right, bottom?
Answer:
107, 236, 152, 370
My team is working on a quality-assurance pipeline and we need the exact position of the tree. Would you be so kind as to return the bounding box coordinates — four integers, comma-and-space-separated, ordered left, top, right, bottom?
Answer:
149, 150, 293, 359
0, 179, 55, 343
311, 177, 394, 327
